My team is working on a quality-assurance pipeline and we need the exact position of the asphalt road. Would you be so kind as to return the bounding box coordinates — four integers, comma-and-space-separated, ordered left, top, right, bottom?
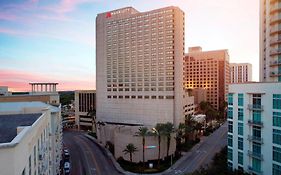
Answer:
164, 122, 228, 175
63, 130, 123, 175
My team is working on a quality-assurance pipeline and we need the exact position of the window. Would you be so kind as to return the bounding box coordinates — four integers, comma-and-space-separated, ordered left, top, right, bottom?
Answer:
228, 134, 233, 147
253, 111, 261, 122
273, 94, 281, 110
238, 137, 243, 150
273, 112, 281, 127
253, 142, 261, 155
228, 148, 233, 161
238, 93, 244, 106
238, 108, 243, 121
228, 107, 233, 119
273, 146, 281, 163
273, 163, 281, 175
29, 155, 31, 175
273, 129, 281, 145
228, 93, 233, 105
253, 126, 261, 138
253, 94, 261, 108
252, 158, 261, 173
228, 162, 233, 170
228, 121, 233, 133
238, 152, 243, 165
238, 123, 243, 136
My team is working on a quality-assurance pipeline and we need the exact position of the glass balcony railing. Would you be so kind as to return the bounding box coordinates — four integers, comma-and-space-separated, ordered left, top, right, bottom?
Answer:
270, 71, 281, 77
270, 2, 281, 14
248, 120, 264, 127
270, 60, 281, 66
248, 166, 263, 175
248, 150, 263, 161
247, 135, 264, 144
270, 15, 281, 24
270, 49, 281, 55
248, 104, 264, 111
270, 38, 281, 45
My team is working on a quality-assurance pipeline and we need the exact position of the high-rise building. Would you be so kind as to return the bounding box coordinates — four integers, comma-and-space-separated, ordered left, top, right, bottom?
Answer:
184, 46, 230, 110
227, 82, 281, 175
74, 90, 96, 130
230, 63, 252, 83
0, 102, 62, 175
260, 0, 281, 82
96, 6, 194, 127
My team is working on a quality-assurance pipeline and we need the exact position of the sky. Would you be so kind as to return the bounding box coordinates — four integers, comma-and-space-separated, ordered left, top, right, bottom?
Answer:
0, 0, 259, 91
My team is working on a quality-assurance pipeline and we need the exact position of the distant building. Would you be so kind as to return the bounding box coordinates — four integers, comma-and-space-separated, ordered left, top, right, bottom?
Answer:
230, 63, 252, 83
0, 86, 10, 96
96, 6, 194, 127
184, 46, 230, 110
0, 102, 62, 175
74, 90, 96, 130
227, 82, 281, 175
0, 83, 60, 106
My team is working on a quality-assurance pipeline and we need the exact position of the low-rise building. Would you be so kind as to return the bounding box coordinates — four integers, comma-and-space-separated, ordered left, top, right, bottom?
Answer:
227, 82, 281, 175
230, 63, 252, 83
0, 102, 62, 175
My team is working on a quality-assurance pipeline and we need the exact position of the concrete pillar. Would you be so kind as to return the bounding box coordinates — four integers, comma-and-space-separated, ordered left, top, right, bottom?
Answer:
41, 85, 43, 92
45, 84, 47, 92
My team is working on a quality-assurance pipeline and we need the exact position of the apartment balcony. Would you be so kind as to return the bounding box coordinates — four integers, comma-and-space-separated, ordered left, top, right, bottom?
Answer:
270, 3, 281, 14
248, 104, 264, 111
270, 15, 281, 25
270, 71, 281, 77
270, 38, 281, 45
248, 166, 263, 175
248, 150, 264, 161
270, 49, 281, 56
247, 135, 264, 144
248, 120, 264, 127
270, 60, 281, 66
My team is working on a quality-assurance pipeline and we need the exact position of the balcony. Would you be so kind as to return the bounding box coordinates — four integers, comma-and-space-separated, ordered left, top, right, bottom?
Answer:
248, 150, 264, 161
270, 3, 281, 14
270, 15, 281, 25
270, 60, 281, 66
247, 135, 264, 144
248, 104, 264, 111
248, 166, 263, 175
270, 38, 281, 45
248, 120, 264, 127
270, 71, 281, 77
270, 49, 281, 56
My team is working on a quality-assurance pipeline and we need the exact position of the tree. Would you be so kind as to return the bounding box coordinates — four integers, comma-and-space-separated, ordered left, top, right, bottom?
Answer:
184, 114, 196, 142
123, 143, 138, 162
136, 127, 148, 166
87, 109, 96, 133
154, 123, 165, 167
163, 122, 174, 158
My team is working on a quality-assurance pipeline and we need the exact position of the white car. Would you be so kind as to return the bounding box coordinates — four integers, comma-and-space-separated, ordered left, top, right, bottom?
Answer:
64, 162, 70, 174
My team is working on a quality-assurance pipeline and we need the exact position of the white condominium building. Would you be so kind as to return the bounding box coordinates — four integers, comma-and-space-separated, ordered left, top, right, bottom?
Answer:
260, 0, 281, 82
227, 82, 281, 175
96, 6, 193, 127
0, 102, 62, 175
230, 63, 252, 83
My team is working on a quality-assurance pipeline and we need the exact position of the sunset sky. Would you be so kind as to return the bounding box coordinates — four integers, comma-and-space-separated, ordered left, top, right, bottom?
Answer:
0, 0, 259, 91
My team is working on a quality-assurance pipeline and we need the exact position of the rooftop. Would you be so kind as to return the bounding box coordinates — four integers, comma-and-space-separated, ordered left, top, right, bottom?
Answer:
0, 113, 41, 143
0, 101, 60, 113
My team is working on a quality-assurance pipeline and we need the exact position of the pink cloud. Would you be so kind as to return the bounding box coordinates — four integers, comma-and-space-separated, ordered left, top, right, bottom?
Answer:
0, 69, 95, 91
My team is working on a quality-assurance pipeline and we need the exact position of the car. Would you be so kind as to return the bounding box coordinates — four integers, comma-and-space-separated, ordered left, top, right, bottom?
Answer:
64, 149, 70, 160
64, 162, 70, 174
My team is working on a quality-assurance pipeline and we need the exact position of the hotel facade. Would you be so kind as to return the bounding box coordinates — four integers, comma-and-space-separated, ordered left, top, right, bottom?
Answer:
227, 82, 281, 175
230, 63, 252, 84
96, 6, 194, 127
260, 0, 281, 82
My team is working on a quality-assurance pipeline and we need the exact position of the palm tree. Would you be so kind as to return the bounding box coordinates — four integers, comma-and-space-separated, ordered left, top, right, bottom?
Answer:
87, 109, 96, 133
136, 127, 148, 166
185, 114, 195, 142
163, 122, 174, 158
154, 123, 165, 167
123, 143, 138, 162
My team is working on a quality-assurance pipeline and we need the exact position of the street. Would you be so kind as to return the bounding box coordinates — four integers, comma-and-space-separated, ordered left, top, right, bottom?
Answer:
63, 130, 123, 175
165, 122, 228, 175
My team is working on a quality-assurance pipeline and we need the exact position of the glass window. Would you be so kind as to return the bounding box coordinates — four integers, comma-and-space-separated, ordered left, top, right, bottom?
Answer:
228, 107, 233, 119
253, 111, 261, 122
228, 93, 233, 105
228, 121, 233, 133
273, 112, 281, 127
238, 137, 243, 150
238, 152, 243, 165
252, 158, 261, 172
238, 93, 244, 106
253, 142, 261, 154
273, 163, 281, 175
253, 126, 261, 138
273, 146, 281, 163
253, 94, 261, 108
228, 148, 233, 161
238, 108, 243, 121
228, 134, 233, 147
273, 94, 281, 110
228, 162, 233, 170
273, 129, 281, 145
238, 123, 243, 136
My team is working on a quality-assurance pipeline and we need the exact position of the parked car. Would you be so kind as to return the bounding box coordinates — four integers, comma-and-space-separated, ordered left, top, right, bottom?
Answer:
64, 162, 70, 175
64, 149, 70, 160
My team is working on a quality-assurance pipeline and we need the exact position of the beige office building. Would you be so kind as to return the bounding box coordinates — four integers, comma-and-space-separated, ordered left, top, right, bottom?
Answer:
74, 90, 96, 130
0, 102, 62, 175
230, 63, 252, 83
184, 46, 230, 110
260, 0, 281, 82
96, 6, 193, 127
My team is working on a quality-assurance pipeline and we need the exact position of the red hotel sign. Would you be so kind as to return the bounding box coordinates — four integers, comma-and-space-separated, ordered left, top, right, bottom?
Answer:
106, 12, 111, 18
